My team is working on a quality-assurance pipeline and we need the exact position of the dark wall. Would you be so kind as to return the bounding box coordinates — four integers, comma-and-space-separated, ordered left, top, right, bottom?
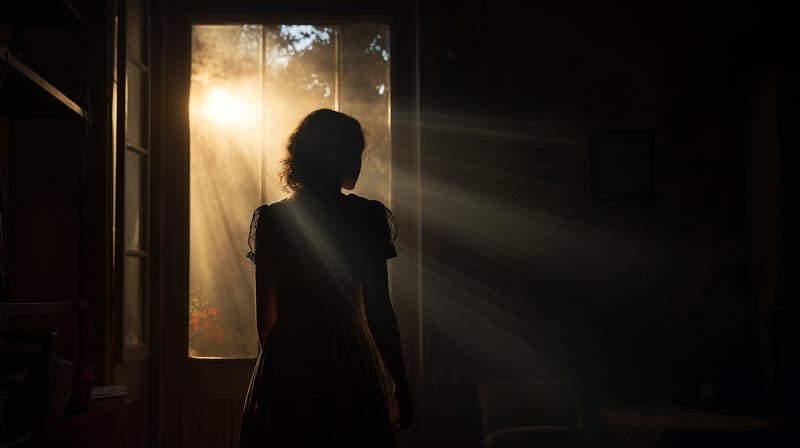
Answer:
6, 117, 84, 301
419, 1, 786, 446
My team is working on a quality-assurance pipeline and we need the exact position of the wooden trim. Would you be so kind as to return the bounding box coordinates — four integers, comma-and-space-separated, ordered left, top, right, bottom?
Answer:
187, 16, 392, 25
181, 361, 255, 399
123, 340, 150, 363
386, 5, 425, 446
0, 300, 88, 317
116, 0, 152, 365
151, 2, 191, 446
113, 0, 128, 365
186, 357, 256, 364
128, 56, 150, 74
124, 249, 148, 258
126, 142, 150, 155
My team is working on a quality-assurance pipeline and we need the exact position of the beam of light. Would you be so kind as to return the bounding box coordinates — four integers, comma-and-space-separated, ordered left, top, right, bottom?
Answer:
385, 112, 719, 388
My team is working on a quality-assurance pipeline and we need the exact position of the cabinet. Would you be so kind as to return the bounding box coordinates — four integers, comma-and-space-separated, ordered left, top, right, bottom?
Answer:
0, 1, 98, 304
0, 1, 121, 446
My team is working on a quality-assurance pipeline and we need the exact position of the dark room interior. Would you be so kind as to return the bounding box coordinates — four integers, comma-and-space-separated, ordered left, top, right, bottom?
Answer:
1, 1, 798, 447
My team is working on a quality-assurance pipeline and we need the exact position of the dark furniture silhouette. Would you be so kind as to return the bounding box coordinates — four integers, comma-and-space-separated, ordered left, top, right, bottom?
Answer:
602, 406, 798, 448
479, 379, 587, 448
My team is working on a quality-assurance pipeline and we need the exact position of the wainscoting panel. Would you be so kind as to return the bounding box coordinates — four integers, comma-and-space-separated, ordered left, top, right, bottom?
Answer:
182, 400, 232, 448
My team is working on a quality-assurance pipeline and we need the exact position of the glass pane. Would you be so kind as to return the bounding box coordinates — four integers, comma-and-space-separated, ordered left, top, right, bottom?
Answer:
124, 256, 144, 344
126, 0, 144, 61
340, 24, 392, 205
190, 25, 263, 359
125, 149, 143, 250
125, 61, 147, 148
261, 24, 336, 189
189, 23, 391, 359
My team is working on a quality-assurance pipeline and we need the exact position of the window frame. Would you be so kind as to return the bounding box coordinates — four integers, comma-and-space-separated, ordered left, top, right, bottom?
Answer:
114, 0, 152, 364
185, 18, 393, 360
151, 6, 423, 446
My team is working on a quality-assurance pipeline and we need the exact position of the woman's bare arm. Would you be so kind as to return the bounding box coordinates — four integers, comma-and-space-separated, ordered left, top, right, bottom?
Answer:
363, 259, 414, 429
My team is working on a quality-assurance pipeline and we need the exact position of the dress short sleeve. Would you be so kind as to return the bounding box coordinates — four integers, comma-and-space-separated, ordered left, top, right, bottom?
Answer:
378, 202, 398, 259
247, 204, 269, 265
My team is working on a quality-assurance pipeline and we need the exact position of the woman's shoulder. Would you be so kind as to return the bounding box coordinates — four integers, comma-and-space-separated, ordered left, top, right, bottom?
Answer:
249, 198, 294, 234
252, 197, 293, 216
268, 197, 294, 209
343, 193, 389, 214
344, 194, 396, 247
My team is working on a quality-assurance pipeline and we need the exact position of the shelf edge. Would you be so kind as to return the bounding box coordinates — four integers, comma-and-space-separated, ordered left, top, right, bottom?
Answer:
0, 300, 89, 316
1, 44, 88, 120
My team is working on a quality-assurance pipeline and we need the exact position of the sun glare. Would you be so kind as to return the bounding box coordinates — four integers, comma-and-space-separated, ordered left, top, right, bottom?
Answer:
196, 88, 252, 127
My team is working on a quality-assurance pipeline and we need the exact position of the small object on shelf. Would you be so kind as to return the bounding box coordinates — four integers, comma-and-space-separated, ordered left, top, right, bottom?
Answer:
91, 385, 127, 400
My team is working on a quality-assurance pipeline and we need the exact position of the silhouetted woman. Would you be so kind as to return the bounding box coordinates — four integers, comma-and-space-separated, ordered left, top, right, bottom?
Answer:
238, 109, 414, 447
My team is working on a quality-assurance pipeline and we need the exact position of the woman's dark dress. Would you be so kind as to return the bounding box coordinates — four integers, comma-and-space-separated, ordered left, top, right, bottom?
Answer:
238, 193, 398, 447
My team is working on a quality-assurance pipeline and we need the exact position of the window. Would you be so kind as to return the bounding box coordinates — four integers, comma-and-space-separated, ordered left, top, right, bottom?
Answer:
115, 0, 150, 361
188, 23, 391, 358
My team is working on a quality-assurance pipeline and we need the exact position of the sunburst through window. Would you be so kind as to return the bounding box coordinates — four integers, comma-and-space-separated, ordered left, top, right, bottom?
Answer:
189, 23, 391, 358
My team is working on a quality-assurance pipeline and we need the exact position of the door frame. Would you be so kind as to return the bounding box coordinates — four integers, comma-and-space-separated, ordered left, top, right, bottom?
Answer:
151, 2, 425, 447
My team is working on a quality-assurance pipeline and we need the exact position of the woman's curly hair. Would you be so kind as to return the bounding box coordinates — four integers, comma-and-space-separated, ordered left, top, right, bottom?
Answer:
280, 109, 365, 194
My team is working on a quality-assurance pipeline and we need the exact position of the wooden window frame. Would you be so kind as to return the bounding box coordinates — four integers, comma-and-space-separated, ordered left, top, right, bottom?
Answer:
186, 20, 393, 360
114, 0, 151, 364
152, 4, 424, 446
